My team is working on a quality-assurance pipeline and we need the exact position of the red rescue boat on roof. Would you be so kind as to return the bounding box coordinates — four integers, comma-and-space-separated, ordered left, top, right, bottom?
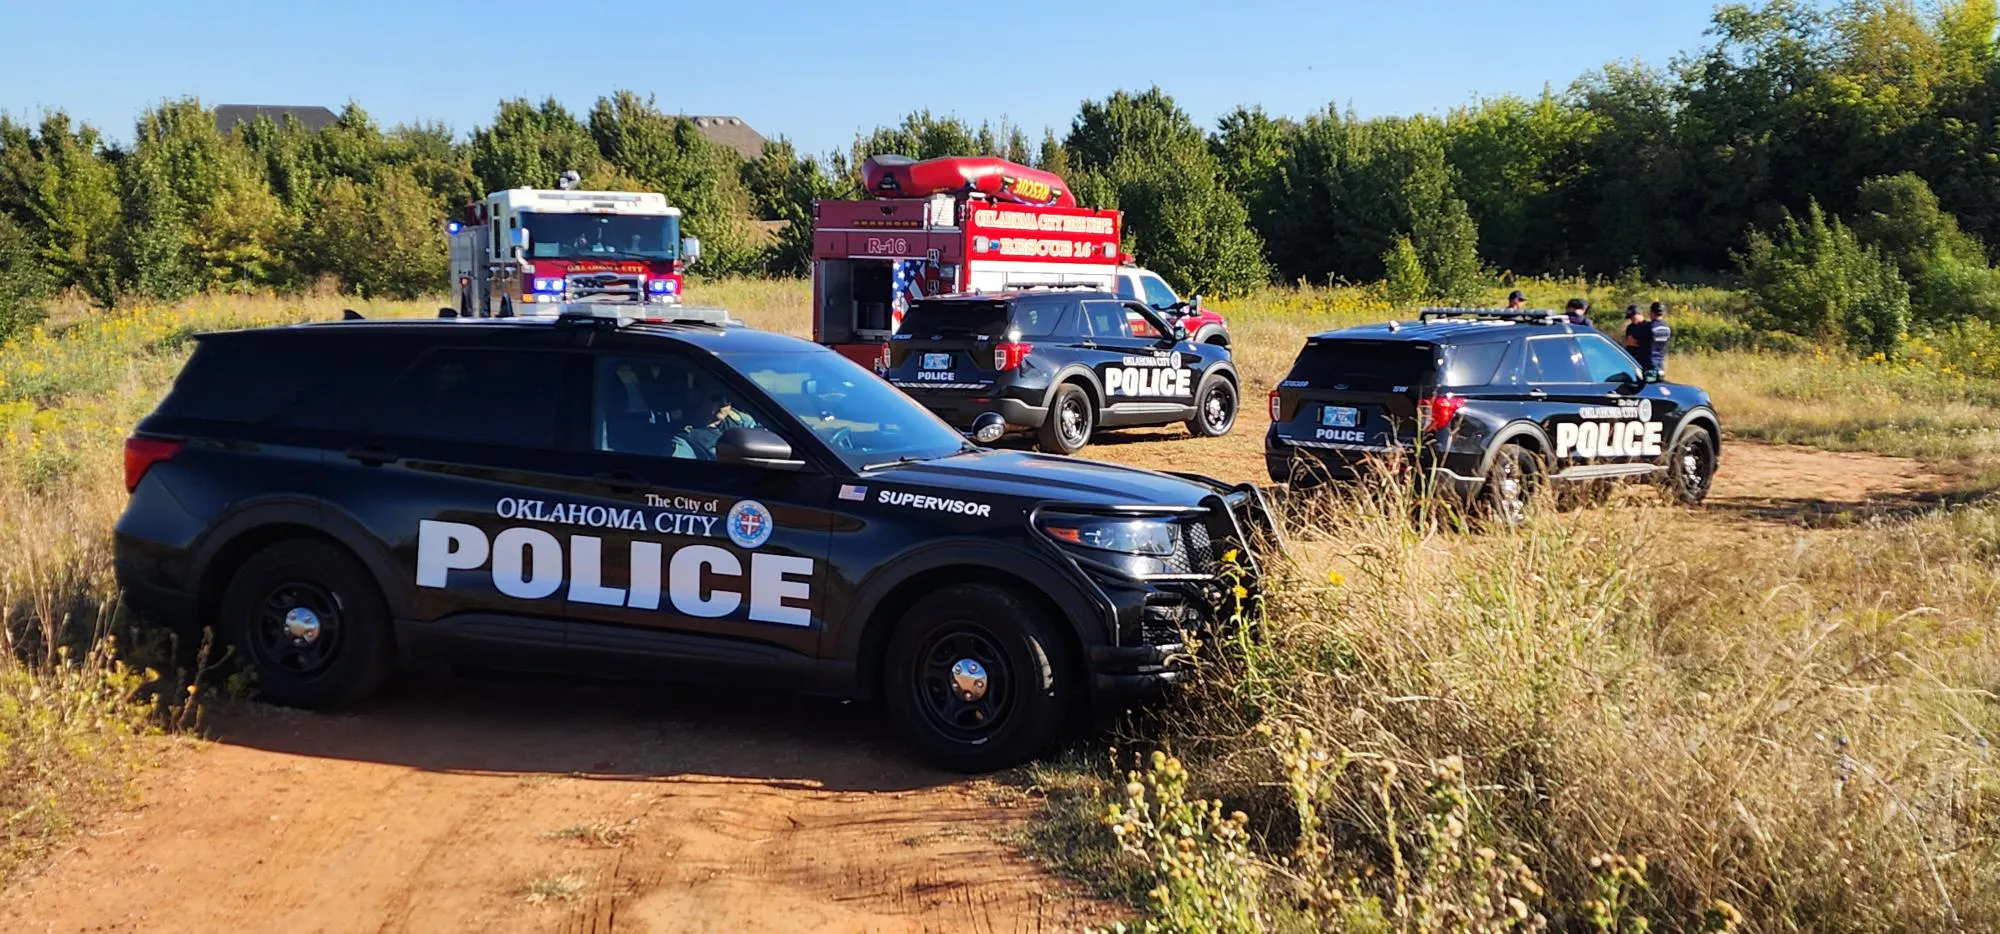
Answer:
860, 154, 1077, 208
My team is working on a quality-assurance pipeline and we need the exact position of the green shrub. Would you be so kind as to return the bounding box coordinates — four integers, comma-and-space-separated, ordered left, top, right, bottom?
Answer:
0, 213, 50, 342
1738, 200, 1910, 353
1381, 236, 1430, 308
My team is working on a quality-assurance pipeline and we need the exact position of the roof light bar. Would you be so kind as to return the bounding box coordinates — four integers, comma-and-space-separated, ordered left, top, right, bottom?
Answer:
554, 304, 738, 328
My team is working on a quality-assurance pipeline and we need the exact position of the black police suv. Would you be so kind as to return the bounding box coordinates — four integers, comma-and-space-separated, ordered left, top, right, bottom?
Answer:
113, 307, 1277, 772
878, 289, 1241, 455
1264, 308, 1722, 522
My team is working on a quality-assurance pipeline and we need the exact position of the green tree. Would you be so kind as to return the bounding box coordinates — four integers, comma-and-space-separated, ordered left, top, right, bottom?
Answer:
1382, 236, 1430, 307
9, 114, 123, 305
0, 212, 51, 341
1739, 200, 1910, 351
1064, 88, 1269, 296
470, 98, 602, 192
743, 137, 851, 276
306, 166, 447, 298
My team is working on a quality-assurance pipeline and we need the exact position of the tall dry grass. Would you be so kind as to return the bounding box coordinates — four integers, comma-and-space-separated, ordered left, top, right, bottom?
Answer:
1060, 464, 2000, 932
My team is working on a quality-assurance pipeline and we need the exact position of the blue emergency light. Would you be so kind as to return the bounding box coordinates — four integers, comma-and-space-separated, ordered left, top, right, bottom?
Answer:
648, 279, 672, 294
446, 220, 462, 234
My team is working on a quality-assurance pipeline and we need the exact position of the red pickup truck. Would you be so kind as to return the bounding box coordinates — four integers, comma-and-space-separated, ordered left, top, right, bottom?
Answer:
1116, 266, 1231, 347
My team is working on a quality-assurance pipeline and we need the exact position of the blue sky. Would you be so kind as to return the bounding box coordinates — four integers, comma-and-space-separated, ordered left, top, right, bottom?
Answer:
5, 0, 1731, 156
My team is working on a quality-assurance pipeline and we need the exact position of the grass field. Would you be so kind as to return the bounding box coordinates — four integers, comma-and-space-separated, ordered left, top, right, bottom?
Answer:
0, 278, 1996, 930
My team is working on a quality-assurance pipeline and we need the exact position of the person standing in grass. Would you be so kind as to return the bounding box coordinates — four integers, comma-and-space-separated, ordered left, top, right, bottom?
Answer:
1564, 298, 1591, 327
1506, 289, 1527, 311
1623, 305, 1652, 365
1646, 302, 1672, 378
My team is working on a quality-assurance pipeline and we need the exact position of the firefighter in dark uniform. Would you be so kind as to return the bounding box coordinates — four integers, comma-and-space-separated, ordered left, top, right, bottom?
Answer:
1564, 298, 1591, 327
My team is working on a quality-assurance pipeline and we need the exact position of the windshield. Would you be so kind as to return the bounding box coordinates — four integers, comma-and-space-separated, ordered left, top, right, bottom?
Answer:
730, 348, 971, 469
523, 212, 681, 261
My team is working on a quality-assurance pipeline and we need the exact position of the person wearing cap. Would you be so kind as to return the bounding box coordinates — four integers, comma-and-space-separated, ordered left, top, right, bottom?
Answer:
1506, 290, 1526, 311
1646, 302, 1671, 378
1564, 298, 1591, 327
1622, 305, 1652, 364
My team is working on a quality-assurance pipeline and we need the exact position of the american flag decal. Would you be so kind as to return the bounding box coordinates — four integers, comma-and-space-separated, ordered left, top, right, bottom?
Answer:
839, 484, 867, 502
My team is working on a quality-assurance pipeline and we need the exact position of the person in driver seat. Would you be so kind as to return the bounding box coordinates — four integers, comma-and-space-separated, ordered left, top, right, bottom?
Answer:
672, 391, 760, 460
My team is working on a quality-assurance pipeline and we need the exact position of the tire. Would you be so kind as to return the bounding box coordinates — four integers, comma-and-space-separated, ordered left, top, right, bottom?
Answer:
1665, 427, 1717, 505
1037, 382, 1095, 455
1480, 443, 1541, 528
1185, 375, 1238, 438
882, 583, 1073, 773
217, 539, 394, 710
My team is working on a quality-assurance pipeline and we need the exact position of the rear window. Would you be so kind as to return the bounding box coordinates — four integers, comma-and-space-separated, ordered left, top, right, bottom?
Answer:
899, 300, 1012, 338
1288, 339, 1440, 390
1442, 341, 1509, 387
371, 348, 569, 448
153, 334, 408, 428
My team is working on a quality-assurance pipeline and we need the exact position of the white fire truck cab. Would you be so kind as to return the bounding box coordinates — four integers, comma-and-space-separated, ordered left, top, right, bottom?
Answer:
448, 176, 701, 319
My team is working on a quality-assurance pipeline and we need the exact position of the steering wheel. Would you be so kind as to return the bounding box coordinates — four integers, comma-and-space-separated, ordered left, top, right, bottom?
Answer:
827, 426, 856, 451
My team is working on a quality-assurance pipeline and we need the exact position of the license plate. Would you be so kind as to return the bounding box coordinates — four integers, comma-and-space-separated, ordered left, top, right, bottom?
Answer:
922, 353, 952, 370
1320, 406, 1359, 428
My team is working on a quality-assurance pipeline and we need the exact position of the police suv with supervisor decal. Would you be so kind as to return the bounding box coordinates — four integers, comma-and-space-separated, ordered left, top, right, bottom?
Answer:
879, 288, 1241, 455
1264, 307, 1721, 522
114, 304, 1277, 772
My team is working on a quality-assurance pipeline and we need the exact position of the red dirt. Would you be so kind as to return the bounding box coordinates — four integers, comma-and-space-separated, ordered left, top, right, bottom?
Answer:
0, 411, 1955, 933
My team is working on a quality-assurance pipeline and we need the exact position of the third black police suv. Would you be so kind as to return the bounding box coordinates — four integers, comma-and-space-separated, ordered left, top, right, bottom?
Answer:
878, 288, 1241, 454
113, 306, 1277, 773
1264, 307, 1722, 521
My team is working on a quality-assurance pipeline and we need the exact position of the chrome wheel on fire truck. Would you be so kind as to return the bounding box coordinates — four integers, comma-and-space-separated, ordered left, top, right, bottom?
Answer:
1037, 383, 1094, 455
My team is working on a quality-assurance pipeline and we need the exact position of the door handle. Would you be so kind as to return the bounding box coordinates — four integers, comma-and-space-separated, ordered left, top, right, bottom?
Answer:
1078, 341, 1097, 349
344, 445, 397, 466
592, 471, 642, 493
1527, 389, 1547, 400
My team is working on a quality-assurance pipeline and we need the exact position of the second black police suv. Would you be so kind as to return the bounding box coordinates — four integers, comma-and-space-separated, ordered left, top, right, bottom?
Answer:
112, 306, 1277, 772
878, 288, 1241, 454
1264, 307, 1723, 523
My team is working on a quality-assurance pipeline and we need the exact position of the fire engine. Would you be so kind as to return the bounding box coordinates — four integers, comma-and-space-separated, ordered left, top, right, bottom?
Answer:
809, 155, 1134, 368
447, 171, 701, 318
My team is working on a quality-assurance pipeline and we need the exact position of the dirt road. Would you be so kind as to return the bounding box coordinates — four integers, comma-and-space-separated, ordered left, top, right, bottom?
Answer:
0, 419, 1956, 934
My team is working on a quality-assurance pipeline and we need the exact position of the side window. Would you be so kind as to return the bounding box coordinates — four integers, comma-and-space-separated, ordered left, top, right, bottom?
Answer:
1576, 334, 1641, 383
376, 349, 568, 448
593, 353, 780, 462
1082, 300, 1133, 339
1442, 341, 1509, 387
1115, 275, 1139, 301
1525, 337, 1588, 384
1140, 274, 1179, 309
1125, 301, 1165, 339
1010, 299, 1075, 339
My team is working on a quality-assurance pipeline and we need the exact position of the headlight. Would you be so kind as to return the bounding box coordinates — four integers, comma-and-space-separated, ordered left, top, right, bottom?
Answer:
1038, 513, 1177, 556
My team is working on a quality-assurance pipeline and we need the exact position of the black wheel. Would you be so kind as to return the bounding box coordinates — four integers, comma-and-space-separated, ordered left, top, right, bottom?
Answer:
218, 539, 393, 710
1665, 428, 1717, 505
1037, 382, 1094, 455
1480, 443, 1542, 528
883, 584, 1073, 773
1186, 375, 1237, 437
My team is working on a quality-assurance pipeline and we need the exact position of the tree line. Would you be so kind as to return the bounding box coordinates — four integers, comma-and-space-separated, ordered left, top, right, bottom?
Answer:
5, 0, 2000, 353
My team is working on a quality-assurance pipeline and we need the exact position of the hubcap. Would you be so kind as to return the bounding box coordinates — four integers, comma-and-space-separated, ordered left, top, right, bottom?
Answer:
950, 658, 989, 702
283, 607, 322, 644
252, 583, 343, 676
1061, 400, 1087, 443
1205, 388, 1229, 428
915, 628, 1011, 742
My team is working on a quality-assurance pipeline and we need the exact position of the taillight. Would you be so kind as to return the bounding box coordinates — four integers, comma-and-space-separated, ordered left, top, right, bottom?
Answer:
994, 341, 1033, 371
1418, 394, 1466, 432
1268, 388, 1281, 421
124, 436, 183, 493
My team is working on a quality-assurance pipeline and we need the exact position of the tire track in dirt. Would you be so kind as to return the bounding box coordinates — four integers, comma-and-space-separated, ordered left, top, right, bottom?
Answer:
0, 681, 1122, 933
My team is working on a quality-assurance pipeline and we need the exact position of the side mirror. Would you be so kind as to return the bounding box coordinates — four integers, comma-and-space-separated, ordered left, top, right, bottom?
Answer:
1170, 322, 1189, 342
1189, 292, 1203, 310
715, 427, 803, 470
970, 412, 1007, 444
682, 236, 702, 263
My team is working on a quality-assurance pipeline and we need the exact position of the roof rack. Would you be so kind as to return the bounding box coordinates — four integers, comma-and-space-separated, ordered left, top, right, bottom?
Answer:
554, 304, 739, 328
1417, 307, 1557, 322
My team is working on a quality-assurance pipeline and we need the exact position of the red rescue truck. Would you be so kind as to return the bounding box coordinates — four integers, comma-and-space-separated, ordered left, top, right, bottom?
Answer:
810, 155, 1137, 369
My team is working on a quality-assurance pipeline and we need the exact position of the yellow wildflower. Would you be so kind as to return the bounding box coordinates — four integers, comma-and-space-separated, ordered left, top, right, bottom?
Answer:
1327, 569, 1346, 586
